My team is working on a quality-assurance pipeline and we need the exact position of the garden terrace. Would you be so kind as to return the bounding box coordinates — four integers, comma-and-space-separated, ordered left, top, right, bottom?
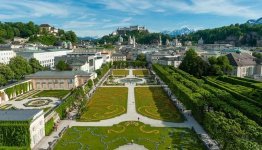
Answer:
132, 69, 149, 76
135, 87, 184, 122
33, 90, 71, 99
112, 69, 129, 76
153, 64, 262, 149
54, 121, 204, 150
79, 87, 128, 122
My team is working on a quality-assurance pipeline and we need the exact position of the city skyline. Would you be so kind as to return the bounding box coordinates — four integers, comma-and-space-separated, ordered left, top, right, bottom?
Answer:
0, 0, 261, 37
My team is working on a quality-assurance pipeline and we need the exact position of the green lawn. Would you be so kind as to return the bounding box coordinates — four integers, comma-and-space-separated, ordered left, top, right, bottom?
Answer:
54, 121, 204, 150
112, 69, 129, 76
79, 87, 128, 121
33, 90, 71, 99
133, 69, 149, 76
135, 87, 184, 122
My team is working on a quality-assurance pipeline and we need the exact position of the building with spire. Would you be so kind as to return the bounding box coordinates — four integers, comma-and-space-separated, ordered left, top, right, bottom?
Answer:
159, 35, 162, 46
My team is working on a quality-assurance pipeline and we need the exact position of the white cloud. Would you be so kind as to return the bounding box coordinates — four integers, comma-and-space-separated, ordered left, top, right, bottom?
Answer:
121, 17, 132, 23
159, 0, 261, 18
61, 21, 97, 29
91, 0, 261, 18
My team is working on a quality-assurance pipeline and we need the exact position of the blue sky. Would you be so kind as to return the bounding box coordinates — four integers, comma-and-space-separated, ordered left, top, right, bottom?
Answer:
0, 0, 261, 37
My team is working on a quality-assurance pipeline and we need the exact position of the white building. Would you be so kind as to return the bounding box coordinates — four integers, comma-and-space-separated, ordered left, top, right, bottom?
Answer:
172, 39, 182, 47
158, 56, 182, 68
0, 109, 45, 149
0, 50, 16, 64
13, 37, 29, 44
17, 49, 73, 68
94, 57, 104, 70
227, 53, 258, 78
101, 52, 111, 64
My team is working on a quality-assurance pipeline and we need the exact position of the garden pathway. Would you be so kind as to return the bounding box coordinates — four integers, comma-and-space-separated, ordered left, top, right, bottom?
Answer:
34, 69, 218, 150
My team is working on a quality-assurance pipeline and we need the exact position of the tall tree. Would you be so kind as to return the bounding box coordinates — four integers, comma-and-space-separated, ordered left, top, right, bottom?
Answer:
29, 58, 43, 73
56, 60, 70, 71
0, 74, 6, 86
179, 48, 209, 77
0, 63, 14, 81
9, 56, 32, 80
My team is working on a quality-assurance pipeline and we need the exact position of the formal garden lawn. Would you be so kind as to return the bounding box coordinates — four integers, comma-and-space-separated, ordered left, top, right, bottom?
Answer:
112, 69, 129, 76
133, 69, 149, 76
135, 87, 184, 122
33, 90, 71, 99
79, 87, 128, 121
54, 121, 204, 150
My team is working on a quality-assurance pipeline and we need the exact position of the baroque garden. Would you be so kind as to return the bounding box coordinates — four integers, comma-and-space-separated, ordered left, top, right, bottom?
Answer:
3, 64, 260, 149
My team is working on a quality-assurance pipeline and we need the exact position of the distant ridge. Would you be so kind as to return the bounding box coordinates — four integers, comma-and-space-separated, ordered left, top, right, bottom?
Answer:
161, 27, 194, 37
247, 17, 262, 25
78, 36, 100, 41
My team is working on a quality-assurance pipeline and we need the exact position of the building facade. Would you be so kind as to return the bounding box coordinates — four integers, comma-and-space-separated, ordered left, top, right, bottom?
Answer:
0, 109, 45, 149
111, 53, 127, 61
25, 71, 96, 90
17, 49, 72, 68
0, 50, 16, 64
158, 56, 182, 68
227, 53, 258, 77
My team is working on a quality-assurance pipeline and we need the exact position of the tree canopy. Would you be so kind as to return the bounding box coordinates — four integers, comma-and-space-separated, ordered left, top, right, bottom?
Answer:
29, 58, 43, 73
0, 21, 78, 45
179, 49, 209, 78
179, 49, 233, 77
56, 60, 70, 71
8, 56, 32, 80
179, 23, 262, 46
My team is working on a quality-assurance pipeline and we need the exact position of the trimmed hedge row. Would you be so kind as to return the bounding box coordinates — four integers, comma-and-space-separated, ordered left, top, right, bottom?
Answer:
204, 77, 261, 107
55, 87, 86, 119
0, 121, 30, 148
153, 64, 262, 149
4, 82, 31, 99
218, 76, 262, 90
202, 84, 262, 125
231, 76, 261, 83
45, 118, 54, 136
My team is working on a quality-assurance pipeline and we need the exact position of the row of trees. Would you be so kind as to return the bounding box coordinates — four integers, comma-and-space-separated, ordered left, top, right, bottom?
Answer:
0, 56, 43, 86
179, 23, 262, 46
0, 21, 77, 45
179, 49, 232, 77
153, 64, 261, 149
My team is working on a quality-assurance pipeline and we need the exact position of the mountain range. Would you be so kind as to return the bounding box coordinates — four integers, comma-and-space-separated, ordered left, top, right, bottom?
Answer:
247, 17, 262, 25
78, 36, 100, 41
161, 27, 195, 37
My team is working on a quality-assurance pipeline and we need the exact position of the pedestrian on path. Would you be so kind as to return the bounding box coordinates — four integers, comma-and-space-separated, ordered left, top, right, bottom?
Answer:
138, 117, 140, 121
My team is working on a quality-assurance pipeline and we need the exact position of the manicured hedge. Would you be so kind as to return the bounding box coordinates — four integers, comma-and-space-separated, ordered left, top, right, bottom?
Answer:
55, 87, 86, 119
45, 118, 54, 136
153, 64, 262, 149
218, 76, 262, 90
204, 77, 261, 107
0, 121, 30, 148
4, 82, 31, 99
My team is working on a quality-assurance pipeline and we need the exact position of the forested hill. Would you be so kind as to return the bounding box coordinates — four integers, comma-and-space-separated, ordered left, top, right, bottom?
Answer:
178, 23, 262, 46
0, 21, 77, 45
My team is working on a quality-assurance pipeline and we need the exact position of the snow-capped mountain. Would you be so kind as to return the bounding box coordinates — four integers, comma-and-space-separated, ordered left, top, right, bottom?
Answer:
247, 17, 262, 25
161, 27, 195, 37
78, 36, 100, 41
